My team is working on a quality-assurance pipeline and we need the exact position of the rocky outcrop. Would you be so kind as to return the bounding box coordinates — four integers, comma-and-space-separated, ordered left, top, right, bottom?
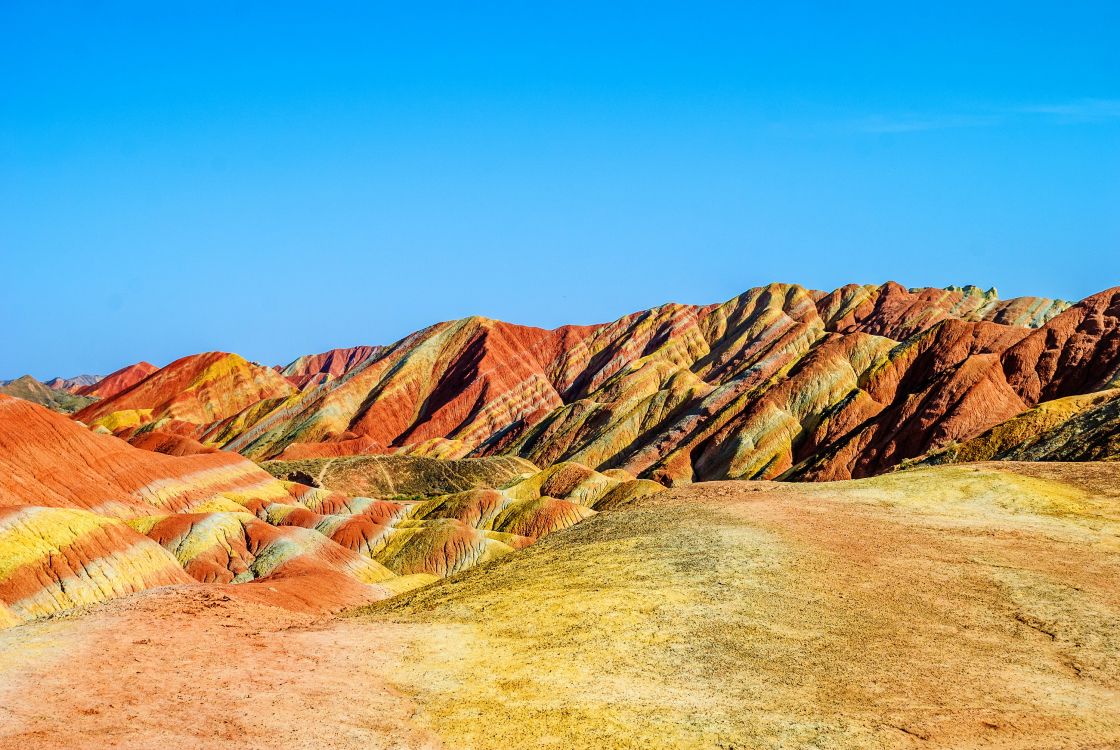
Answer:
278, 346, 383, 388
0, 396, 647, 624
53, 283, 1117, 483
75, 351, 297, 430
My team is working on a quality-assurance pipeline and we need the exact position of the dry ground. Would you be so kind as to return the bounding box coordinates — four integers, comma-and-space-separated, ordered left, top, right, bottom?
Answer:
1, 462, 1118, 749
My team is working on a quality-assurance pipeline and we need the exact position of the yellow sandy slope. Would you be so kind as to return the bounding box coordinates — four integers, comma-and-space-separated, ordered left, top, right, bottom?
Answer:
357, 462, 1120, 749
0, 462, 1117, 749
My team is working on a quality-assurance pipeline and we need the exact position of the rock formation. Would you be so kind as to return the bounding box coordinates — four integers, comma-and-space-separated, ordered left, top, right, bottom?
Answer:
278, 345, 383, 388
0, 395, 633, 625
76, 361, 158, 399
64, 283, 1118, 484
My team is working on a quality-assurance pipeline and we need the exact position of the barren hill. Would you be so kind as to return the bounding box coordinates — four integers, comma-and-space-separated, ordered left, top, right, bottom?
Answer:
72, 282, 1120, 484
1, 461, 1116, 748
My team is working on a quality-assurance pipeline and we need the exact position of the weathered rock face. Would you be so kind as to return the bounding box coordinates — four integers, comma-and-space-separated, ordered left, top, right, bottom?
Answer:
1002, 287, 1120, 402
916, 388, 1120, 466
58, 282, 1117, 483
0, 394, 294, 516
76, 361, 157, 398
790, 289, 1120, 479
75, 351, 297, 429
0, 395, 639, 625
786, 320, 1033, 480
278, 345, 384, 389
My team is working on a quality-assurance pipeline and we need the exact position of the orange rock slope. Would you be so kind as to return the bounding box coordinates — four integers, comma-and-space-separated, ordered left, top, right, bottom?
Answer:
277, 345, 383, 388
0, 395, 650, 625
71, 282, 1118, 484
76, 360, 157, 398
75, 351, 297, 428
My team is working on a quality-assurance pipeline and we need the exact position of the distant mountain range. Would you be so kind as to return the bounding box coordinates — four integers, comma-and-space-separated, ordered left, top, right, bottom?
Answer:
0, 375, 97, 414
8, 280, 1112, 481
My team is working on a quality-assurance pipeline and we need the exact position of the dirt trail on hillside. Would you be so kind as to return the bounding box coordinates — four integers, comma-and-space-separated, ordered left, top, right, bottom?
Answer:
1, 462, 1118, 749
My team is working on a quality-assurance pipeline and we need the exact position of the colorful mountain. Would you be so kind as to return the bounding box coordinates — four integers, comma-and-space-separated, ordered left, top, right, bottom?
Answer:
278, 345, 383, 388
56, 282, 1118, 485
2, 281, 1119, 748
0, 394, 628, 625
75, 351, 298, 430
76, 361, 158, 398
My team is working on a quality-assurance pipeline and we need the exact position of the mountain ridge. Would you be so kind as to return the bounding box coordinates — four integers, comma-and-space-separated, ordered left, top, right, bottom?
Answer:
16, 281, 1117, 485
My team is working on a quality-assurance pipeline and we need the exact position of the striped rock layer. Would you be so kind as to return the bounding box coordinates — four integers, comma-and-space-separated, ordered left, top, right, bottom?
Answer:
76, 361, 157, 399
0, 396, 640, 625
277, 345, 384, 388
71, 281, 1117, 483
915, 388, 1120, 466
59, 283, 1111, 488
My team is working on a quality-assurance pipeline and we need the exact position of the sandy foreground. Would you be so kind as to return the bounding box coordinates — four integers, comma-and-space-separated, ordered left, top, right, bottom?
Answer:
1, 462, 1118, 749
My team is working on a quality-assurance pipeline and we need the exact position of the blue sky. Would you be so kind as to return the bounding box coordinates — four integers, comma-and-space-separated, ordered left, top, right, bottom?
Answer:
2, 1, 1118, 379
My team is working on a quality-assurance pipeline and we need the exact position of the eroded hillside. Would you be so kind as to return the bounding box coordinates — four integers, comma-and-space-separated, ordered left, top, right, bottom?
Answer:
0, 462, 1117, 748
0, 395, 658, 625
57, 282, 1120, 484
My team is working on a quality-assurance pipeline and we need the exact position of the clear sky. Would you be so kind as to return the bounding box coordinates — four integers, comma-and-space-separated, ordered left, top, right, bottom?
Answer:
2, 2, 1118, 379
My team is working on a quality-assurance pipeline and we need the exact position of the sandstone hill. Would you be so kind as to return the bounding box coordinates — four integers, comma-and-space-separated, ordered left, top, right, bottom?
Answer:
0, 395, 654, 626
1, 280, 1118, 748
75, 361, 157, 399
0, 461, 1116, 748
69, 282, 1119, 483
